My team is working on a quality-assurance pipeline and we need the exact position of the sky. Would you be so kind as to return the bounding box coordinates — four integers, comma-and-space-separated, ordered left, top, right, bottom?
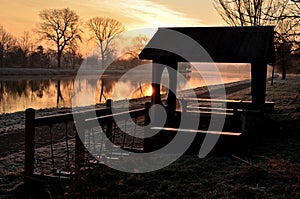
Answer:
0, 0, 225, 37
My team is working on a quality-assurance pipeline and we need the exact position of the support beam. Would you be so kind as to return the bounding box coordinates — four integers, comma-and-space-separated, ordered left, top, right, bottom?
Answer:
251, 62, 267, 109
25, 108, 35, 177
151, 61, 165, 105
165, 61, 178, 111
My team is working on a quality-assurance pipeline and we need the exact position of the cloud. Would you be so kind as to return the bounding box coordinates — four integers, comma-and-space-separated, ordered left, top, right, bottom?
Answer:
84, 0, 203, 28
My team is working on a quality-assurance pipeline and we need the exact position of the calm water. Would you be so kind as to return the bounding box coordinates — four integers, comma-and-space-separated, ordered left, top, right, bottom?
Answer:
0, 64, 261, 114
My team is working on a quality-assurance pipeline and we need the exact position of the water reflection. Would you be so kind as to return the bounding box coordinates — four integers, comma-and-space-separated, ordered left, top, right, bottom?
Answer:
0, 79, 73, 113
0, 64, 256, 114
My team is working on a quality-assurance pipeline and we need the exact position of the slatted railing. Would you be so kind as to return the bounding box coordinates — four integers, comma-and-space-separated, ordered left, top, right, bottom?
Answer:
24, 100, 150, 180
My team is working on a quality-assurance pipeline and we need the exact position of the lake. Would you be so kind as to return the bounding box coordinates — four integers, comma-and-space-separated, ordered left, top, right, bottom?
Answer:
0, 63, 270, 114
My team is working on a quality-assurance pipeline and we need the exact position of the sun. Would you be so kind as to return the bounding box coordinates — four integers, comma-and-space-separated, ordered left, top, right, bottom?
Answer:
145, 85, 153, 96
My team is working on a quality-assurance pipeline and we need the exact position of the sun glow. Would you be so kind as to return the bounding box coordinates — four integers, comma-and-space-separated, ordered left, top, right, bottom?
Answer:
130, 83, 153, 99
145, 85, 153, 96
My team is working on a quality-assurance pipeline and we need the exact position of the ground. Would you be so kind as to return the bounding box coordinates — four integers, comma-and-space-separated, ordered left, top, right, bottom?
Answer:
1, 75, 300, 198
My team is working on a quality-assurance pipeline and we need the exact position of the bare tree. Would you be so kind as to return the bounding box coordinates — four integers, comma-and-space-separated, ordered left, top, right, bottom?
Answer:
213, 0, 300, 79
63, 43, 83, 69
213, 0, 288, 26
277, 2, 300, 50
18, 31, 35, 67
86, 17, 126, 68
36, 8, 82, 68
0, 25, 15, 67
127, 34, 149, 58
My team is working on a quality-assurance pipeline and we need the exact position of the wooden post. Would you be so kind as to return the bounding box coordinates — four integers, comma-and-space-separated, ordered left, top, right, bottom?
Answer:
144, 101, 151, 152
271, 63, 275, 86
106, 99, 112, 108
181, 99, 187, 113
165, 61, 178, 111
106, 99, 113, 140
144, 102, 151, 126
75, 117, 85, 171
25, 108, 35, 177
251, 62, 267, 110
143, 102, 152, 152
151, 61, 165, 105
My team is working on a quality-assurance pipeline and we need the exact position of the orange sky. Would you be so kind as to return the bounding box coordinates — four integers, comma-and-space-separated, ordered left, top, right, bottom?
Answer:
0, 0, 225, 37
0, 1, 226, 55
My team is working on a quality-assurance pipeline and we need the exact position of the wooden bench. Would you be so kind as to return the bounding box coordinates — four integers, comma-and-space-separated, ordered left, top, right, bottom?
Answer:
144, 126, 242, 154
182, 98, 275, 113
151, 127, 241, 136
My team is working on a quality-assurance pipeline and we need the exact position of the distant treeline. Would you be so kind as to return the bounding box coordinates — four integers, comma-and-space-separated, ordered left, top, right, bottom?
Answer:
0, 44, 83, 69
0, 8, 150, 70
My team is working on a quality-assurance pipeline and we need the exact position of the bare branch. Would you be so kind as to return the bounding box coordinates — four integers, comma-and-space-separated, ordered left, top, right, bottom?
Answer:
86, 17, 126, 67
36, 8, 82, 67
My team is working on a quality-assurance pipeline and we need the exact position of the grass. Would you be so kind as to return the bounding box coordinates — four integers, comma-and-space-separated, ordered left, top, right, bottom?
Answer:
61, 155, 300, 198
4, 75, 300, 198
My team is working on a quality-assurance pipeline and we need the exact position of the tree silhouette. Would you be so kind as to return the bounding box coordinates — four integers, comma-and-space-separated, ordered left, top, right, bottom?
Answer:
213, 0, 300, 79
0, 25, 15, 67
36, 8, 82, 68
86, 17, 126, 68
213, 0, 287, 26
126, 34, 149, 58
18, 31, 34, 67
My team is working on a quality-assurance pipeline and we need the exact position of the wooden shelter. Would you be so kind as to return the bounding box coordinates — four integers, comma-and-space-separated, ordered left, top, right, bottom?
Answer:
139, 26, 275, 110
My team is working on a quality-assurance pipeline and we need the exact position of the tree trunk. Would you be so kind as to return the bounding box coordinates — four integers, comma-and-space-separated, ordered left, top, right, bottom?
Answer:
282, 64, 286, 80
100, 42, 105, 69
22, 53, 27, 68
0, 51, 3, 67
56, 80, 63, 107
57, 51, 62, 68
99, 81, 104, 103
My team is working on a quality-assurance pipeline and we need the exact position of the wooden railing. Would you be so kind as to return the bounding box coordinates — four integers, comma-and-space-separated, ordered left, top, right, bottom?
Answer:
24, 100, 151, 180
24, 97, 274, 183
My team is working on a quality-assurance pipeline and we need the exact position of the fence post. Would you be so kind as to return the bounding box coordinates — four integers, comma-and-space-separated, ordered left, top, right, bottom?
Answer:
25, 108, 35, 177
144, 102, 151, 126
106, 99, 113, 140
144, 102, 152, 152
181, 99, 187, 113
75, 115, 86, 171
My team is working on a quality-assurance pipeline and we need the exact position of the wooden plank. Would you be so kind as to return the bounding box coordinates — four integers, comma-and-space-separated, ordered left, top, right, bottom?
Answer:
150, 127, 241, 136
186, 106, 236, 112
182, 98, 275, 112
184, 110, 234, 116
183, 97, 240, 103
85, 108, 145, 123
184, 97, 274, 105
34, 107, 113, 127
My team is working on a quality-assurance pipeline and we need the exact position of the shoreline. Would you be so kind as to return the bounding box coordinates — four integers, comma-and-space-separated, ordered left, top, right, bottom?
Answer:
0, 67, 140, 77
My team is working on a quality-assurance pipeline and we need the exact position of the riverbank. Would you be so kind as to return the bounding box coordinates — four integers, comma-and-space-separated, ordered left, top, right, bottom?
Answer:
0, 67, 136, 78
0, 67, 78, 77
1, 75, 300, 198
